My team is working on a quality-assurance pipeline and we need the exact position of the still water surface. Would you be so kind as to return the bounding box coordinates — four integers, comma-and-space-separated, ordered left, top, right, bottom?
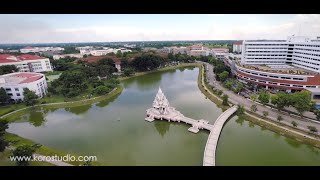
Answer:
7, 67, 320, 165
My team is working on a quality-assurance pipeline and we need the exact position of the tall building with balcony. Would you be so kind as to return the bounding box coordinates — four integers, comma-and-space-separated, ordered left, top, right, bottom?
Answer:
236, 36, 320, 95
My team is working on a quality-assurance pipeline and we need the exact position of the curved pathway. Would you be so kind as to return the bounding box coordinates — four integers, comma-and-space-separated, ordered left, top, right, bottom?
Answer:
203, 106, 238, 166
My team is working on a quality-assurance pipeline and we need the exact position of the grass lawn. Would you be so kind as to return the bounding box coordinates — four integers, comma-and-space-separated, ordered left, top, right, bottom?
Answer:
46, 74, 61, 82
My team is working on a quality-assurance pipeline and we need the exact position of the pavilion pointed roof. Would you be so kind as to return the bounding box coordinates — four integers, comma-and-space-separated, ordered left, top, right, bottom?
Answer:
152, 87, 170, 108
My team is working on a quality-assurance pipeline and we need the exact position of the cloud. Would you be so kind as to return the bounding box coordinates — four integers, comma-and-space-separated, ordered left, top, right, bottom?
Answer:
0, 14, 319, 43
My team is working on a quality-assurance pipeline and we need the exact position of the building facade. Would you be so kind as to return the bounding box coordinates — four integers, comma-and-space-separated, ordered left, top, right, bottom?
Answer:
233, 41, 243, 53
0, 54, 53, 73
0, 72, 48, 101
53, 54, 83, 60
236, 36, 320, 93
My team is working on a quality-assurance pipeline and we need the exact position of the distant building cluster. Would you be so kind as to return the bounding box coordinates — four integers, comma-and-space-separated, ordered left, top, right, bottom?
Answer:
143, 43, 231, 61
20, 46, 65, 53
77, 46, 132, 56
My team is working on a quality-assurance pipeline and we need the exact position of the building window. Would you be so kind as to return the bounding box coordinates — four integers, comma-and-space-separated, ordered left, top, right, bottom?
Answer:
7, 93, 13, 96
15, 88, 19, 91
16, 93, 21, 96
5, 88, 11, 91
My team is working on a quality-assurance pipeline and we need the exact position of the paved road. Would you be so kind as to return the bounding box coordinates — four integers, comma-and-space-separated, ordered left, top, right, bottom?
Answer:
202, 62, 320, 136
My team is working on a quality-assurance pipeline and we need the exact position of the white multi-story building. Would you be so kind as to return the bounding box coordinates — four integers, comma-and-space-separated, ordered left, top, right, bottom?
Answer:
20, 46, 64, 53
53, 54, 83, 60
123, 44, 136, 48
233, 41, 243, 53
241, 36, 320, 73
0, 72, 48, 101
76, 46, 94, 51
211, 48, 229, 60
0, 49, 3, 53
90, 50, 111, 56
0, 54, 53, 72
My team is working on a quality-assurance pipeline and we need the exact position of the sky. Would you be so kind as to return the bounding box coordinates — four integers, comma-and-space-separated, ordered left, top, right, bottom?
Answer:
0, 14, 319, 43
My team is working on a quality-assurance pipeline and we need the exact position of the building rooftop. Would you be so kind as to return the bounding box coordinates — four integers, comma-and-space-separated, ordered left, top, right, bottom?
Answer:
238, 63, 318, 75
233, 41, 243, 45
0, 54, 46, 64
0, 72, 44, 86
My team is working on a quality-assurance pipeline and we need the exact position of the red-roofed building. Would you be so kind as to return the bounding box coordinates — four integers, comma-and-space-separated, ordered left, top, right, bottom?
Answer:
0, 72, 48, 101
233, 41, 243, 53
0, 54, 52, 73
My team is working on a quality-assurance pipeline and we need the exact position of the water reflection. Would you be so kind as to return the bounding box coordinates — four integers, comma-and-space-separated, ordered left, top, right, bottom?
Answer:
154, 120, 170, 137
248, 121, 255, 128
235, 117, 245, 126
285, 138, 302, 148
306, 145, 320, 155
96, 92, 121, 108
65, 104, 92, 115
28, 111, 45, 127
273, 132, 281, 140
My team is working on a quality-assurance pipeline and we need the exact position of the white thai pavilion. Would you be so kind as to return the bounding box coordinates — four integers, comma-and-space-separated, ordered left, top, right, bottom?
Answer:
152, 87, 170, 115
145, 87, 184, 122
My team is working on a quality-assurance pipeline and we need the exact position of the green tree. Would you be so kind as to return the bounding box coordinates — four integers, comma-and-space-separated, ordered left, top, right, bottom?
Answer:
218, 71, 229, 82
0, 87, 10, 104
309, 100, 316, 112
307, 126, 318, 133
23, 88, 38, 106
11, 145, 35, 166
237, 105, 245, 116
217, 90, 223, 96
291, 90, 312, 117
251, 104, 257, 112
314, 109, 320, 121
270, 92, 291, 111
0, 65, 18, 75
123, 67, 134, 76
93, 85, 110, 96
0, 119, 9, 152
224, 81, 233, 90
277, 115, 283, 122
121, 58, 129, 69
222, 95, 229, 106
235, 83, 244, 93
258, 90, 270, 105
116, 50, 122, 58
291, 121, 298, 127
262, 111, 269, 118
98, 58, 115, 66
250, 94, 257, 101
